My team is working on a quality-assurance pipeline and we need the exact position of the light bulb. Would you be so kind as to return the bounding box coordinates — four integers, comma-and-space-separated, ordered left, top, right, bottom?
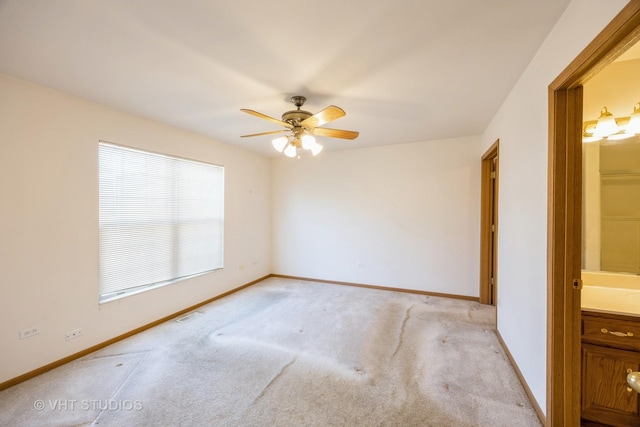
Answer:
283, 144, 296, 158
272, 136, 288, 152
301, 134, 316, 150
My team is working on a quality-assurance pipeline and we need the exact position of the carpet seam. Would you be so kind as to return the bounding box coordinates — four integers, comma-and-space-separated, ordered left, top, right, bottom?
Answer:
90, 351, 151, 426
390, 304, 414, 360
250, 357, 297, 407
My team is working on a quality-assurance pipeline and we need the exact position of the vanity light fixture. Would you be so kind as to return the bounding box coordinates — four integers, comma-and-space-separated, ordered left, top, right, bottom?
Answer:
583, 103, 640, 143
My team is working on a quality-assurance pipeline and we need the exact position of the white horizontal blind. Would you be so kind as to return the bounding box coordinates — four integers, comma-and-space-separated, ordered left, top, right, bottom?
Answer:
99, 142, 224, 302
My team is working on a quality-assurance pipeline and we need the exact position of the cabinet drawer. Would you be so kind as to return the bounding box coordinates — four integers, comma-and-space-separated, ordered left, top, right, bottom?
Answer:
583, 312, 640, 352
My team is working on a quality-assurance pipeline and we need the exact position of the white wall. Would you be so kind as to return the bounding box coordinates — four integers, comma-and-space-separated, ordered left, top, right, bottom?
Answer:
480, 0, 628, 414
272, 136, 482, 297
0, 74, 271, 383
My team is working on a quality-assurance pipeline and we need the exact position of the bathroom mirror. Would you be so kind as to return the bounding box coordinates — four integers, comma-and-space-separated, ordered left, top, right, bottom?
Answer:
582, 43, 640, 280
583, 135, 640, 276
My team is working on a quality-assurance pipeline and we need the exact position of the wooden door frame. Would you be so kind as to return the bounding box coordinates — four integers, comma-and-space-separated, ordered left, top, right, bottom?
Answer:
480, 139, 499, 305
547, 2, 640, 425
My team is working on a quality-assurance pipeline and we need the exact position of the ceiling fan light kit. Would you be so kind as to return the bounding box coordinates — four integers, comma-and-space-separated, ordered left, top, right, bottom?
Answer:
241, 96, 358, 158
272, 136, 289, 152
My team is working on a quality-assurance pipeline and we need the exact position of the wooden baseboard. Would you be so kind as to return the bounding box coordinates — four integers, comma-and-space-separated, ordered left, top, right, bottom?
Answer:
495, 329, 546, 425
0, 275, 270, 392
269, 274, 480, 302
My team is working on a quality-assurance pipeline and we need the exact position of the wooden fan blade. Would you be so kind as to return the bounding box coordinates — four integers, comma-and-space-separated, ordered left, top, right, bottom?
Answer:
312, 127, 359, 140
241, 109, 293, 128
301, 105, 345, 128
241, 129, 288, 138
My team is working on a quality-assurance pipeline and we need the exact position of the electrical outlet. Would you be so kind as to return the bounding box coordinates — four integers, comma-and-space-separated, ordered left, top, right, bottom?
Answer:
19, 326, 41, 340
65, 328, 83, 341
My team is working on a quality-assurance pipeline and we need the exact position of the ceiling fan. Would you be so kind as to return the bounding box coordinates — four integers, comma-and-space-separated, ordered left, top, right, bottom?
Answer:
240, 96, 359, 157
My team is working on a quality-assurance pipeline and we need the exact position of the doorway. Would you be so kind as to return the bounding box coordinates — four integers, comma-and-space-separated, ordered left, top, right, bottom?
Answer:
548, 3, 640, 426
480, 140, 499, 305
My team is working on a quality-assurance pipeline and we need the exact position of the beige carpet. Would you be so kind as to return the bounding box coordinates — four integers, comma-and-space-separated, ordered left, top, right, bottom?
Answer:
0, 277, 541, 426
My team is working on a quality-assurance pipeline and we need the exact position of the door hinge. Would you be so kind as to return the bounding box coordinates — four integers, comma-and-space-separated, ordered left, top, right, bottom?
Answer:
572, 278, 583, 290
491, 224, 495, 232
490, 171, 496, 179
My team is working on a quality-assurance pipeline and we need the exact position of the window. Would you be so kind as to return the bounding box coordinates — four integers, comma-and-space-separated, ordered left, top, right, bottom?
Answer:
98, 142, 224, 303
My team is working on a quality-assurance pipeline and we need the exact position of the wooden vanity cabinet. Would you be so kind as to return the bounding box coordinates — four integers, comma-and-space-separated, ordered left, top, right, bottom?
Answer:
582, 310, 640, 426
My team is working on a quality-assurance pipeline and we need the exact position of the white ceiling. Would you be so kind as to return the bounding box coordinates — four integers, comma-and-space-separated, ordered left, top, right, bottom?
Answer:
0, 0, 572, 157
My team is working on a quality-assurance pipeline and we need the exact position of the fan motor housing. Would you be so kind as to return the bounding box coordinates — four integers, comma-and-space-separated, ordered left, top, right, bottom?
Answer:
282, 110, 312, 125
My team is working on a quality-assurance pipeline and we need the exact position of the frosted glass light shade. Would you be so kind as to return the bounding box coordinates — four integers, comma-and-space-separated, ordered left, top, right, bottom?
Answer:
283, 144, 297, 158
627, 103, 640, 135
310, 142, 323, 156
593, 107, 618, 138
272, 136, 288, 152
301, 134, 316, 150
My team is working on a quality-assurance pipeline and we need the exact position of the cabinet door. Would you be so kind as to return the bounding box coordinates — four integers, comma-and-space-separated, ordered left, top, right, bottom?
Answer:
582, 343, 640, 426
